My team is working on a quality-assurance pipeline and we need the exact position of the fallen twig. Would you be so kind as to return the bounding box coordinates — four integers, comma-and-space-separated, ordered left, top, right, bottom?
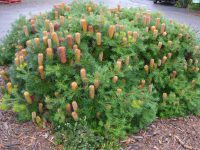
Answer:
174, 135, 198, 150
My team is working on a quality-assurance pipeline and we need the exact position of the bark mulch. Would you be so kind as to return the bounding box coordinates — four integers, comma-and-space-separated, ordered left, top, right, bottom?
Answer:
122, 116, 200, 150
0, 110, 200, 150
0, 110, 55, 150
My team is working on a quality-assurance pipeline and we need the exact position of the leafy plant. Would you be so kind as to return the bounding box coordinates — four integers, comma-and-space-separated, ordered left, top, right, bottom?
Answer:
0, 1, 200, 149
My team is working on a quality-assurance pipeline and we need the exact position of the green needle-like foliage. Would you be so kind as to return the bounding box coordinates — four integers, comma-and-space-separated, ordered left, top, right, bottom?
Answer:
0, 1, 200, 149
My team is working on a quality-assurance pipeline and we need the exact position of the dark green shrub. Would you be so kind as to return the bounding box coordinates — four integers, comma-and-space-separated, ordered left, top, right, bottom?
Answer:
1, 1, 200, 149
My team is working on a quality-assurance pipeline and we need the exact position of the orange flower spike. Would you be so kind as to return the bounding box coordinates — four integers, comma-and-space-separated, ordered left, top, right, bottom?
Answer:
75, 33, 81, 45
73, 45, 78, 50
143, 15, 147, 26
141, 80, 146, 88
75, 49, 81, 63
195, 59, 199, 64
96, 32, 102, 46
123, 37, 127, 45
32, 112, 36, 123
72, 101, 78, 112
146, 27, 149, 32
155, 18, 160, 27
89, 85, 95, 99
66, 35, 73, 49
172, 70, 177, 78
162, 93, 168, 99
158, 42, 162, 50
26, 40, 32, 47
151, 26, 156, 32
99, 51, 103, 62
168, 41, 172, 48
52, 32, 59, 47
6, 82, 12, 94
158, 59, 162, 66
146, 16, 151, 25
153, 30, 158, 38
23, 25, 29, 37
116, 59, 122, 71
21, 49, 28, 57
72, 112, 78, 121
43, 36, 48, 46
80, 19, 87, 32
60, 16, 65, 26
87, 6, 92, 12
150, 59, 155, 68
144, 65, 149, 74
127, 31, 132, 37
43, 31, 48, 37
125, 56, 130, 65
19, 56, 24, 64
112, 76, 118, 84
133, 31, 139, 41
38, 53, 44, 66
38, 103, 43, 113
162, 56, 168, 64
48, 39, 52, 48
94, 79, 100, 89
54, 11, 59, 20
30, 19, 35, 25
45, 19, 50, 30
71, 82, 78, 91
117, 88, 122, 93
80, 68, 87, 81
34, 38, 40, 47
49, 23, 54, 33
168, 53, 172, 58
66, 5, 71, 12
44, 19, 50, 31
15, 58, 20, 66
58, 46, 67, 63
108, 25, 115, 39
66, 103, 72, 114
178, 33, 183, 39
38, 66, 45, 80
88, 25, 94, 33
163, 32, 167, 37
31, 24, 36, 34
160, 23, 166, 34
24, 91, 32, 104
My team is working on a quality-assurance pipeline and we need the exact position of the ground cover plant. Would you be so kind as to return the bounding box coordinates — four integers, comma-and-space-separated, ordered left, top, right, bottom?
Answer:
0, 1, 200, 149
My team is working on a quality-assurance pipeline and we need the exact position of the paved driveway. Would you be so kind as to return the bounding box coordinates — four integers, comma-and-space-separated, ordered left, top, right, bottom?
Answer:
0, 0, 200, 41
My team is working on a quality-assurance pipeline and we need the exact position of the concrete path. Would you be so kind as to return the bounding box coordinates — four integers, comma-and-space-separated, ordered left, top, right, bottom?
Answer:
0, 0, 200, 41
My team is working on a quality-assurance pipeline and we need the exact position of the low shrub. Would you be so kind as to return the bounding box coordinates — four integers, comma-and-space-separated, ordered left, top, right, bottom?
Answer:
0, 1, 200, 149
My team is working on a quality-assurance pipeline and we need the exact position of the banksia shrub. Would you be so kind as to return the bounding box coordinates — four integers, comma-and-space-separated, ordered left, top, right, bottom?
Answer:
1, 1, 200, 149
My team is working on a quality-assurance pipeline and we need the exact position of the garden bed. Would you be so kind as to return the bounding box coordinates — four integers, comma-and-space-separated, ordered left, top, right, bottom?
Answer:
122, 116, 200, 150
0, 110, 54, 150
0, 1, 200, 149
0, 109, 200, 150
